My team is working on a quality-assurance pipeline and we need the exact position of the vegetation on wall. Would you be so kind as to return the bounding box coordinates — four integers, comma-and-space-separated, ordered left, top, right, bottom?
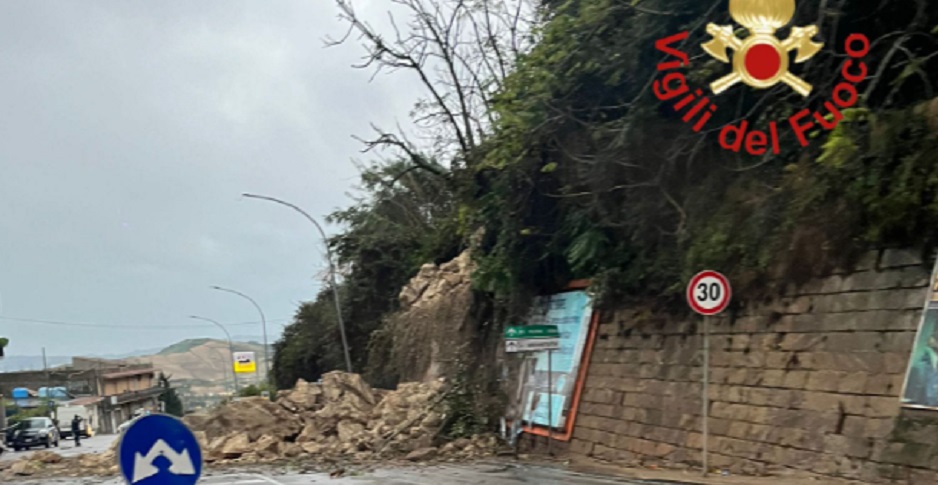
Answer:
272, 0, 938, 388
469, 0, 938, 305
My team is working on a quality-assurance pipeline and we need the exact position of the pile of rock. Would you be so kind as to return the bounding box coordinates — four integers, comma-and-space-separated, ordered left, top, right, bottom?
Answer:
0, 447, 118, 480
0, 371, 499, 480
183, 371, 498, 465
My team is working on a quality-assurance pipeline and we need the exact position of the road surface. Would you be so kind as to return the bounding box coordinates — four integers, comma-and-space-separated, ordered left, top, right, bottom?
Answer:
10, 463, 639, 484
1, 434, 116, 463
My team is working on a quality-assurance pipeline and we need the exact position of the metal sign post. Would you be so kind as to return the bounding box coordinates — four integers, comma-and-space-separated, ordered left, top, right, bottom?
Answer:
505, 324, 561, 455
686, 270, 731, 478
547, 349, 553, 456
702, 316, 710, 477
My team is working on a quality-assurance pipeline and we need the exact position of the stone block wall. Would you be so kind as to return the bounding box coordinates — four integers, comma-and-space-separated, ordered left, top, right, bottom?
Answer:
565, 249, 938, 483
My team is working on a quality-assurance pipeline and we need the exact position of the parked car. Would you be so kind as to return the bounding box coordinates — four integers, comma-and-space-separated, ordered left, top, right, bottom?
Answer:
10, 417, 60, 451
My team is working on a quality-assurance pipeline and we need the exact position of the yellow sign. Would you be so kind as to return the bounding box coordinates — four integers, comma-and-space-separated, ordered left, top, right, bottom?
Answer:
233, 352, 257, 374
701, 0, 823, 96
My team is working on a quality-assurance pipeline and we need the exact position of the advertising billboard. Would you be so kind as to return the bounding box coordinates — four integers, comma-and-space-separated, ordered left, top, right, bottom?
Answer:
233, 352, 257, 374
901, 260, 938, 410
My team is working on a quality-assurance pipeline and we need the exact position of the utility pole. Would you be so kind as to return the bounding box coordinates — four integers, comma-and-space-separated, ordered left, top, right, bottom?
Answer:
210, 286, 272, 385
241, 193, 353, 372
189, 316, 240, 394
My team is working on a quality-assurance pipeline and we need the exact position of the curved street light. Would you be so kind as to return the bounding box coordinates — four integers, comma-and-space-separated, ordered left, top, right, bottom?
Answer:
210, 286, 272, 384
189, 315, 239, 394
241, 193, 353, 373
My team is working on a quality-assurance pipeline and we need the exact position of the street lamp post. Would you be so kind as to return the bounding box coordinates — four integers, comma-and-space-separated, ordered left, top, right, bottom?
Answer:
189, 315, 239, 394
210, 286, 272, 385
241, 193, 353, 373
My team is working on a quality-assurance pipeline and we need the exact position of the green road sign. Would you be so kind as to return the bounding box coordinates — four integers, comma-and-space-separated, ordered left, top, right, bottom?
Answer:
505, 338, 561, 353
504, 325, 560, 340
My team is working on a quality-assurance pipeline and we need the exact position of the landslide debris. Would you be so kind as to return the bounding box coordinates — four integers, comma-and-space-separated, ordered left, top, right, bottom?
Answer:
0, 371, 500, 480
0, 444, 119, 480
184, 371, 499, 466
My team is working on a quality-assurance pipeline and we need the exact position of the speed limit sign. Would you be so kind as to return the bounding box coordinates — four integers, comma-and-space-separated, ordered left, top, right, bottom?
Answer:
687, 270, 732, 316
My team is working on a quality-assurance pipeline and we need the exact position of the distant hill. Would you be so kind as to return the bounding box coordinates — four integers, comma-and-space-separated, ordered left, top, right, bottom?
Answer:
126, 338, 271, 392
157, 338, 214, 356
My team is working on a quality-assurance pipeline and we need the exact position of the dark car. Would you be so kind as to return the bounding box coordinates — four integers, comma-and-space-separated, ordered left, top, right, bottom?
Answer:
10, 417, 59, 451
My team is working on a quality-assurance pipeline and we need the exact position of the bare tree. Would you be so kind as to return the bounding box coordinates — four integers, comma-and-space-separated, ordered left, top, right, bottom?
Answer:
329, 0, 539, 171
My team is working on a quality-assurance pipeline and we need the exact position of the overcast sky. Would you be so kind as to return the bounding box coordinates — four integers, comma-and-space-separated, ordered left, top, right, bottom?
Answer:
0, 1, 422, 357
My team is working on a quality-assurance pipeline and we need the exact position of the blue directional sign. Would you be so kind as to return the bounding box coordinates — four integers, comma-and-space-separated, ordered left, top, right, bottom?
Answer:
118, 414, 202, 485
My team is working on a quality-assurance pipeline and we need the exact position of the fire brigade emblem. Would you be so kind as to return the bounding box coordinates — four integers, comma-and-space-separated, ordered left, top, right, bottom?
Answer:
701, 0, 823, 97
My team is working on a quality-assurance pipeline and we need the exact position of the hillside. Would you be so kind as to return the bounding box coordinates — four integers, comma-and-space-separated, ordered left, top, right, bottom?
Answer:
126, 338, 270, 393
131, 338, 269, 380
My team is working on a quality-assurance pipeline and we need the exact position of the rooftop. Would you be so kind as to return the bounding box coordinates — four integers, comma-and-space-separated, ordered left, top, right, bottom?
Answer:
68, 396, 105, 406
101, 368, 157, 380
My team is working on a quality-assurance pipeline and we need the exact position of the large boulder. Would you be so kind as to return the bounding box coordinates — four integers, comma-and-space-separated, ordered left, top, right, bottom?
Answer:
278, 378, 324, 411
31, 451, 62, 464
281, 442, 303, 458
337, 421, 365, 443
321, 372, 376, 410
9, 460, 38, 476
182, 413, 209, 430
255, 435, 281, 458
188, 397, 303, 442
406, 447, 438, 462
296, 422, 321, 443
221, 434, 251, 459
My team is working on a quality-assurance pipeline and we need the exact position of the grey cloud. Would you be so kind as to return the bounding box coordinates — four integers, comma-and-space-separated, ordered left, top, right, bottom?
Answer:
0, 1, 422, 356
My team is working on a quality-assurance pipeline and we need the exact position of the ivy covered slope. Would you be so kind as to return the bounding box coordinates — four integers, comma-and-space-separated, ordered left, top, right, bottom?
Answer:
470, 0, 938, 304
273, 0, 937, 388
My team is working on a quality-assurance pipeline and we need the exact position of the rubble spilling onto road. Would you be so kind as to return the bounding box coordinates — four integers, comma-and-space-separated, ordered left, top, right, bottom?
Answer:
0, 445, 119, 480
184, 371, 499, 466
0, 371, 499, 480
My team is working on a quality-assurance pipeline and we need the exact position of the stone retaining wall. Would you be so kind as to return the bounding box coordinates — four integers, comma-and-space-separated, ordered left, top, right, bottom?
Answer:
565, 249, 938, 483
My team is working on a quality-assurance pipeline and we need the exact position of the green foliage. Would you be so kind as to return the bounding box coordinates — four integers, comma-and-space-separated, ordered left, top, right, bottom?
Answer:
236, 383, 273, 398
8, 406, 53, 425
275, 0, 938, 400
272, 159, 460, 389
157, 372, 184, 417
0, 338, 8, 348
237, 385, 261, 397
469, 0, 938, 303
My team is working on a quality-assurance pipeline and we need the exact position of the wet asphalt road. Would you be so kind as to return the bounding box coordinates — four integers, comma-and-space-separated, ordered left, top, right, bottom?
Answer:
11, 463, 640, 484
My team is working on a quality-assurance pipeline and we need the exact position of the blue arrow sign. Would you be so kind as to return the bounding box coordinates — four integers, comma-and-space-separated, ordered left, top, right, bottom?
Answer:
118, 414, 202, 485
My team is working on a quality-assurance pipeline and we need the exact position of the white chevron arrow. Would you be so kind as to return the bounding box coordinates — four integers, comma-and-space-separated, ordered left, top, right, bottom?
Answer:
132, 439, 196, 483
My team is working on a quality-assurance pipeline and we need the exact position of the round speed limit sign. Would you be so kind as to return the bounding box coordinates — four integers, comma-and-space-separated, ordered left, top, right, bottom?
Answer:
687, 270, 732, 316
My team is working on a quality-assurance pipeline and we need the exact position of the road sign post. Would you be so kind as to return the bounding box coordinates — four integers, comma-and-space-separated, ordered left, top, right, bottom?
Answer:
118, 414, 202, 485
504, 324, 561, 452
547, 348, 553, 456
504, 325, 561, 353
687, 270, 731, 478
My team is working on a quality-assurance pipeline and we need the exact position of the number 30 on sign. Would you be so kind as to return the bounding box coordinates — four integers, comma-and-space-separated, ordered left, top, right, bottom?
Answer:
687, 270, 732, 316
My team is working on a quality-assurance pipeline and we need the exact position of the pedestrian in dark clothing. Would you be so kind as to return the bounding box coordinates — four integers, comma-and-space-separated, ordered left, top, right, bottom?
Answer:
71, 415, 82, 447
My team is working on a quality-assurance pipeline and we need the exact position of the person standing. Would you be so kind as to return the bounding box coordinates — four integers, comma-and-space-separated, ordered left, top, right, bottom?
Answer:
71, 415, 82, 447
